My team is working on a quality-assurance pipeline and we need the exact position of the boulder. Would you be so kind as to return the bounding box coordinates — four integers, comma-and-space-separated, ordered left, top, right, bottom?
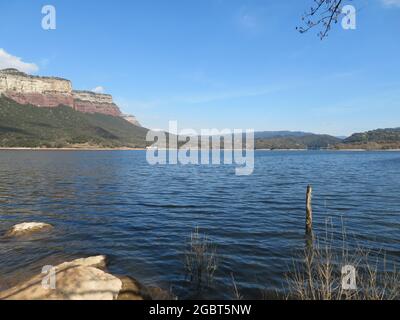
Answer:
0, 255, 174, 300
0, 256, 130, 300
5, 222, 53, 237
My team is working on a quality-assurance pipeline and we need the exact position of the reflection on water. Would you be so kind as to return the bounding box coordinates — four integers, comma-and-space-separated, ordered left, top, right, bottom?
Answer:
0, 150, 400, 298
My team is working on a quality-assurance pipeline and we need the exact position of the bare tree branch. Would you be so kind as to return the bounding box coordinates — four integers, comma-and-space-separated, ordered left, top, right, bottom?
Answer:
297, 0, 347, 39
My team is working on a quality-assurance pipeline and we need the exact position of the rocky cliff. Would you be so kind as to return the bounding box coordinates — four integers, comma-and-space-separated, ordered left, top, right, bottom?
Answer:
0, 68, 74, 108
73, 91, 121, 117
0, 68, 128, 119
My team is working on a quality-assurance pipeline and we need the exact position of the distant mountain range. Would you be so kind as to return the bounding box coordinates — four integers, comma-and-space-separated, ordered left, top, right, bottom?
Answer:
254, 131, 315, 139
253, 129, 400, 150
2, 67, 398, 151
254, 129, 400, 150
254, 132, 342, 150
1, 68, 399, 150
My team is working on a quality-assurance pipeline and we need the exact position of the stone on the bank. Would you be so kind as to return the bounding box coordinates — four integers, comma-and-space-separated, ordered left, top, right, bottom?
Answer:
0, 255, 174, 300
0, 256, 122, 300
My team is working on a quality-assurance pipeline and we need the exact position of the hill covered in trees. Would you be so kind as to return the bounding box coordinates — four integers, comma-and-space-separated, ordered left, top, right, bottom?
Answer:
0, 96, 149, 148
333, 128, 400, 150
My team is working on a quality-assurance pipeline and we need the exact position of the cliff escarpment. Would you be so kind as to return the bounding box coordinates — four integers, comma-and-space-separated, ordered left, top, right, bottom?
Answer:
73, 91, 121, 117
0, 68, 74, 108
0, 68, 130, 120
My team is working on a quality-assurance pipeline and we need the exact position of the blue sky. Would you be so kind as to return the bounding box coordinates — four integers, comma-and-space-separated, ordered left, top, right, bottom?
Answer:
0, 0, 399, 136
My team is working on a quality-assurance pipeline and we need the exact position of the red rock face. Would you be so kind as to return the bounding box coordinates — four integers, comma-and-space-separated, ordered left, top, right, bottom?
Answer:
3, 91, 122, 117
73, 100, 122, 117
1, 69, 125, 118
4, 91, 74, 108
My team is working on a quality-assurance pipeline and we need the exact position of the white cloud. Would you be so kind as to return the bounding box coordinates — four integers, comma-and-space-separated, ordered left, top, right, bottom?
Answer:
92, 86, 105, 94
381, 0, 400, 7
0, 48, 39, 73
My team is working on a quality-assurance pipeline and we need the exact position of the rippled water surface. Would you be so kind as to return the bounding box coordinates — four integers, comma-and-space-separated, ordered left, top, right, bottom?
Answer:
0, 150, 399, 299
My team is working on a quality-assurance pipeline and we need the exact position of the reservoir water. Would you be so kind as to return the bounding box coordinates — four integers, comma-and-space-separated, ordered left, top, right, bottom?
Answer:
0, 150, 399, 299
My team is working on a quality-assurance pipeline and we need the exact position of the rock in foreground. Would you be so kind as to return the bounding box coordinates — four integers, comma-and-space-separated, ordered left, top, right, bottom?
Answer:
5, 222, 53, 237
0, 254, 176, 300
0, 256, 138, 300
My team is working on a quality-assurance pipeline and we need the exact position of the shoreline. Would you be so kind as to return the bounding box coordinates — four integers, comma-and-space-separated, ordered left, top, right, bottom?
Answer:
0, 147, 147, 151
1, 147, 400, 152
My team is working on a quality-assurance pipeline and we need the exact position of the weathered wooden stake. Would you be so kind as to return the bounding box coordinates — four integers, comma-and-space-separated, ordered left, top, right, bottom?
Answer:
306, 185, 313, 234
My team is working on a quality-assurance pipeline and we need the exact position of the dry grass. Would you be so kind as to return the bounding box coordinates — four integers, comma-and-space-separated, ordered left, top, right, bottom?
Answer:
230, 273, 243, 300
287, 221, 400, 300
184, 227, 218, 289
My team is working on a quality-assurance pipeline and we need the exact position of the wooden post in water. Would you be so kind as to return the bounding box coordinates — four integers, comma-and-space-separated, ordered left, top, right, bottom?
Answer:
306, 185, 313, 234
